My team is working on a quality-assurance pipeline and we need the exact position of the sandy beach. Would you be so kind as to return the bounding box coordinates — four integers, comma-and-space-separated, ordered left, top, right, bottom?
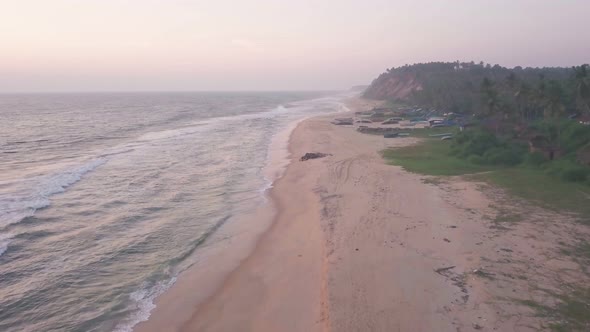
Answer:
136, 97, 589, 332
6, 3, 590, 332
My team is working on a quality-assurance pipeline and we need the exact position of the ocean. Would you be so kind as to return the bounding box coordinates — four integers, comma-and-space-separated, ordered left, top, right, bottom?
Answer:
0, 91, 349, 332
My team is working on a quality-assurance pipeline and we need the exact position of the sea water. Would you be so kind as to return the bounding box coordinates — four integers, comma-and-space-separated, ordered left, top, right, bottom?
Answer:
0, 91, 349, 332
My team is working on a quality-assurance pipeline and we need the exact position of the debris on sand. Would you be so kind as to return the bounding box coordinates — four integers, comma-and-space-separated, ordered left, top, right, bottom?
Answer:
434, 266, 456, 275
300, 152, 332, 161
473, 268, 495, 279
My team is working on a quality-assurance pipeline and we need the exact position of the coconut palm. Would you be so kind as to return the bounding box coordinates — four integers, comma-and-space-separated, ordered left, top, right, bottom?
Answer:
515, 82, 532, 122
481, 78, 500, 117
544, 80, 566, 119
573, 64, 590, 113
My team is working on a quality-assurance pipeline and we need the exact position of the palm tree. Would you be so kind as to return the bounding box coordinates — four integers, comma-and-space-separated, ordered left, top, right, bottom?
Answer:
505, 72, 518, 90
480, 78, 504, 134
533, 77, 548, 120
573, 64, 590, 113
536, 80, 567, 148
481, 78, 500, 117
515, 82, 532, 122
544, 80, 566, 119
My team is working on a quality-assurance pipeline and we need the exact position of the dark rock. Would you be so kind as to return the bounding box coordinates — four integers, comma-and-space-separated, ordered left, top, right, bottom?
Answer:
300, 152, 331, 161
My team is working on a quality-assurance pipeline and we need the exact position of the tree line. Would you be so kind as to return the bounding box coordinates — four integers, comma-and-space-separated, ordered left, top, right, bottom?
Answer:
365, 61, 590, 122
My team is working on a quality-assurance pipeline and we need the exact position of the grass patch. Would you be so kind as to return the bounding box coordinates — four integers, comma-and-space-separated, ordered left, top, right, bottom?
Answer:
573, 242, 590, 260
382, 139, 499, 176
519, 288, 590, 331
407, 127, 457, 138
474, 169, 590, 220
493, 212, 523, 224
560, 240, 590, 273
383, 127, 590, 331
421, 177, 445, 186
383, 138, 590, 220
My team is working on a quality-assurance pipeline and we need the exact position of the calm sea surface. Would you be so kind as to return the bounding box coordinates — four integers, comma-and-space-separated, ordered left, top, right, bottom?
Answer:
0, 92, 348, 332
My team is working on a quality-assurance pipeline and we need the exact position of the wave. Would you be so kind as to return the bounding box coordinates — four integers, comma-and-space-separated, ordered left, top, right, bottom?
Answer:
112, 214, 231, 332
273, 105, 288, 112
95, 96, 350, 331
261, 98, 350, 196
0, 158, 107, 229
108, 95, 345, 329
111, 276, 177, 332
0, 233, 13, 257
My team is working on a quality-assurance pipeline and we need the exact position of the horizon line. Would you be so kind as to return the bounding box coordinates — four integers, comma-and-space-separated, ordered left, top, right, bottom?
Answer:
0, 88, 356, 95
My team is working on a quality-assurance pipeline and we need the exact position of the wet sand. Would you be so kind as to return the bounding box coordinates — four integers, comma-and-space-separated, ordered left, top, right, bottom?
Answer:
136, 97, 590, 332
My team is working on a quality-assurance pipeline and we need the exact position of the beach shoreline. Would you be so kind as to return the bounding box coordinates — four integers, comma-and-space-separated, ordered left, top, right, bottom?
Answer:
132, 96, 358, 332
135, 96, 589, 332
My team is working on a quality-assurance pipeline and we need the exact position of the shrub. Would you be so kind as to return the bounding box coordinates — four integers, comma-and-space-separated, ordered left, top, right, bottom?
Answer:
467, 154, 485, 164
561, 166, 589, 182
545, 159, 590, 182
483, 146, 524, 166
451, 130, 499, 158
532, 119, 590, 155
560, 121, 590, 153
451, 129, 528, 166
524, 152, 547, 167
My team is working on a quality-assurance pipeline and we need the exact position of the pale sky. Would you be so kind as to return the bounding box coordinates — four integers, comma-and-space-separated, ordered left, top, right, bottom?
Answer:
1, 0, 589, 92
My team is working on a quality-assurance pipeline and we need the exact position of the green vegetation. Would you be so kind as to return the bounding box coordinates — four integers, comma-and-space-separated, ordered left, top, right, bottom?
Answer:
492, 211, 523, 224
519, 288, 590, 332
368, 62, 590, 186
383, 133, 590, 331
561, 240, 590, 266
370, 61, 590, 332
382, 136, 498, 176
475, 169, 590, 220
365, 62, 590, 117
451, 129, 527, 166
382, 137, 590, 219
450, 122, 590, 184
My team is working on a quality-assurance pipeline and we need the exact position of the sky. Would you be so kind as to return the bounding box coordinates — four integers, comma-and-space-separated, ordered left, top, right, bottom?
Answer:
1, 0, 589, 92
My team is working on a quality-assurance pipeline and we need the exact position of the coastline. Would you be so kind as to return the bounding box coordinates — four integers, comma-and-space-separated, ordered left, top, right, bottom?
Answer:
135, 95, 587, 332
133, 97, 360, 332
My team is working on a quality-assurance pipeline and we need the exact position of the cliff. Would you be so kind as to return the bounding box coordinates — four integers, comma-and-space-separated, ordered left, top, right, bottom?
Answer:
363, 71, 422, 100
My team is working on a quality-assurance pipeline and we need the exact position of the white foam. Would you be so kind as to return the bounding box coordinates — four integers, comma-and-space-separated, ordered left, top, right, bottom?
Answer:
260, 97, 351, 196
112, 276, 177, 332
0, 233, 13, 257
273, 105, 288, 112
0, 158, 107, 229
110, 94, 353, 331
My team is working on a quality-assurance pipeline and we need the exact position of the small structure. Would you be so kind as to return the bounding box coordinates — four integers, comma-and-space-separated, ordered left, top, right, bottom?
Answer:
578, 114, 590, 125
384, 132, 410, 138
331, 118, 354, 125
528, 135, 563, 160
357, 126, 398, 135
